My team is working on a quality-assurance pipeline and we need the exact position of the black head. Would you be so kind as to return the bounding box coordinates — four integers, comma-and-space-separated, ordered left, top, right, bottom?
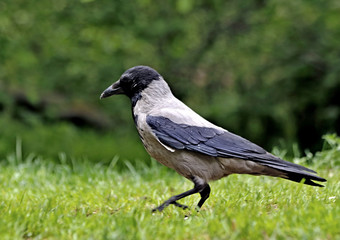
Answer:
100, 66, 161, 99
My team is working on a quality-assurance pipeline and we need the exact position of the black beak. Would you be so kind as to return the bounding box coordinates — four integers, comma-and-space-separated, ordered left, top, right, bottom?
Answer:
100, 80, 124, 99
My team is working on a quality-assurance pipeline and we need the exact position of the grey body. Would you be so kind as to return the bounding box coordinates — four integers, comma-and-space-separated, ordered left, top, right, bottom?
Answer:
133, 79, 283, 181
100, 66, 326, 211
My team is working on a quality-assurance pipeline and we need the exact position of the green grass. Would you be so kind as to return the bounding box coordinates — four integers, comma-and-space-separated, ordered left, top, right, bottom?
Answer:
0, 150, 339, 240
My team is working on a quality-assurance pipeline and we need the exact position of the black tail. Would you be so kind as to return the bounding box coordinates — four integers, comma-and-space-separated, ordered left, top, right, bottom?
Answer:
256, 153, 327, 187
280, 170, 327, 187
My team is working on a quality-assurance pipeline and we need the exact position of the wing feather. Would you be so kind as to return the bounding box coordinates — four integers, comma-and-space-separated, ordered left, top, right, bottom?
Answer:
146, 115, 326, 186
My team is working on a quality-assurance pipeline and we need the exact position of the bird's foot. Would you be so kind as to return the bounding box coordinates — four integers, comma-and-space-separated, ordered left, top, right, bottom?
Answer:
152, 205, 165, 212
152, 202, 168, 212
172, 201, 188, 209
152, 201, 188, 212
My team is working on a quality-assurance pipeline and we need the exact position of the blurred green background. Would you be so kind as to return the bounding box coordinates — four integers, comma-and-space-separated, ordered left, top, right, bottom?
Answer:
1, 0, 339, 164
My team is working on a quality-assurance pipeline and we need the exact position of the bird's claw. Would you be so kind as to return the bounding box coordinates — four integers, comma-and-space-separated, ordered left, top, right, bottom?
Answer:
172, 201, 188, 209
152, 206, 164, 212
152, 201, 188, 212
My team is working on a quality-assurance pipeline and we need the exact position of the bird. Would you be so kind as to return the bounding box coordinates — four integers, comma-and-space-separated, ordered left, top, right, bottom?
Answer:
100, 65, 326, 212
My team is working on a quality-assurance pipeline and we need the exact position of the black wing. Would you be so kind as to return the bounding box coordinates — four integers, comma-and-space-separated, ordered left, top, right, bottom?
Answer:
146, 115, 326, 186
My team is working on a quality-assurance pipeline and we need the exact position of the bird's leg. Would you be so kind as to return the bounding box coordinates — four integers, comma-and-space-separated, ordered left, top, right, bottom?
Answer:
197, 184, 211, 209
152, 176, 208, 212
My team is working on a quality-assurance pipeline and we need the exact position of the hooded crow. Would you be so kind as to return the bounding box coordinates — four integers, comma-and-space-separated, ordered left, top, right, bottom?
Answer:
100, 66, 326, 212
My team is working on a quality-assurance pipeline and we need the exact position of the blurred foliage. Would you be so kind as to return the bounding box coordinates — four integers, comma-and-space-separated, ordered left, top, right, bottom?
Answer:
309, 134, 340, 169
1, 0, 340, 159
273, 133, 340, 169
0, 116, 148, 164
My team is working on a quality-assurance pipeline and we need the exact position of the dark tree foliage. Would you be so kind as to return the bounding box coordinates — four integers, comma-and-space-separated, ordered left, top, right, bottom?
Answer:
0, 0, 339, 153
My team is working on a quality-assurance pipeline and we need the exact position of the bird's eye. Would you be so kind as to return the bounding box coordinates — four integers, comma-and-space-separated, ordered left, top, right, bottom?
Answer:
120, 76, 128, 83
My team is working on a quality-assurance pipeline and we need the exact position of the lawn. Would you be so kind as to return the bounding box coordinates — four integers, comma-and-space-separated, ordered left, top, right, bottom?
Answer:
0, 146, 339, 240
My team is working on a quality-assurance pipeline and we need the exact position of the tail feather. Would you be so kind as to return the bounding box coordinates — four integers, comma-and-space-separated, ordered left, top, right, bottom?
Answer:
280, 170, 327, 187
258, 154, 327, 187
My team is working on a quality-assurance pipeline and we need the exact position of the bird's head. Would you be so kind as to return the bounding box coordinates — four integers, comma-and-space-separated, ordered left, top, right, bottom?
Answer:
100, 66, 161, 99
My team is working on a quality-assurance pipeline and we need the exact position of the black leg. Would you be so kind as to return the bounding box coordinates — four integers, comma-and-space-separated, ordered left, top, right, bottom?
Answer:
197, 184, 211, 209
152, 176, 209, 212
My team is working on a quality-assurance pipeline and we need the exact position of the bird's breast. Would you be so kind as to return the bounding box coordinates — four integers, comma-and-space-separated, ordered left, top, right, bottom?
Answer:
133, 113, 175, 168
